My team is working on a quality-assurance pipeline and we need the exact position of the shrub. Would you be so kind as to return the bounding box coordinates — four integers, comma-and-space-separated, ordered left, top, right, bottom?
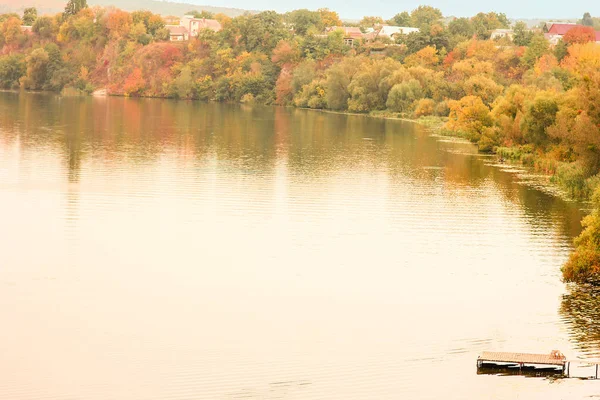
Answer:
413, 98, 435, 117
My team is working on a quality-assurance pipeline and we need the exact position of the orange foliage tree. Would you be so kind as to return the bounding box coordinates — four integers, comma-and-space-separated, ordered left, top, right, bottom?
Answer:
564, 26, 596, 45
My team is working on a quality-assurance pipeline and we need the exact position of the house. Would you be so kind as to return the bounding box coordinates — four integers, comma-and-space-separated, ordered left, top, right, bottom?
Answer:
325, 26, 365, 47
166, 25, 189, 41
377, 25, 419, 39
179, 16, 222, 37
20, 26, 33, 34
490, 29, 514, 40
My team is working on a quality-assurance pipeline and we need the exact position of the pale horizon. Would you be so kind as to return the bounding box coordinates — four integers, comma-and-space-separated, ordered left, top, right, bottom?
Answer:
164, 0, 598, 20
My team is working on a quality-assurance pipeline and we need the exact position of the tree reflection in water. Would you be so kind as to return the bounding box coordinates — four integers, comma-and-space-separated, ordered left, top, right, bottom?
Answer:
561, 284, 600, 358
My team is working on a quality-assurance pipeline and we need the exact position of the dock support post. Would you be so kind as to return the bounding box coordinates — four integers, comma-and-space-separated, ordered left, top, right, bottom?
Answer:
596, 363, 598, 379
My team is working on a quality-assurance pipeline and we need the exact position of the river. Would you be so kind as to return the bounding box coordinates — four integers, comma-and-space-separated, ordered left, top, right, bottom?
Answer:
0, 92, 599, 399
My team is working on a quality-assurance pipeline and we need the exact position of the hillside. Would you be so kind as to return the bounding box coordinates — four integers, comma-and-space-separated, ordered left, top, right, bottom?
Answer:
0, 0, 255, 17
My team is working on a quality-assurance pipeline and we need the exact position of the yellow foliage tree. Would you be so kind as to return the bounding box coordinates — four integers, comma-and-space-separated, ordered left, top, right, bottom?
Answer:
403, 46, 439, 68
447, 95, 493, 138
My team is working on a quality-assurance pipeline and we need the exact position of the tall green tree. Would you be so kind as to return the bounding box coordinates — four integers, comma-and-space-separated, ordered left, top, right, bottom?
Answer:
64, 0, 88, 17
22, 7, 37, 25
512, 21, 533, 46
390, 11, 411, 27
521, 34, 550, 67
286, 9, 322, 36
410, 6, 442, 30
581, 12, 594, 26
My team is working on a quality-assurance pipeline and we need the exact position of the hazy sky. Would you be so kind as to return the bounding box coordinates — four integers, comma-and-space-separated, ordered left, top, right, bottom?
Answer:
185, 0, 598, 20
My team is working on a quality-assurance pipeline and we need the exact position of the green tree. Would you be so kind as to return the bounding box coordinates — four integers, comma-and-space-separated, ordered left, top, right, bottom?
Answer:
324, 57, 363, 110
64, 0, 88, 17
22, 7, 37, 26
512, 21, 533, 46
32, 16, 56, 39
521, 34, 550, 67
581, 12, 594, 27
227, 11, 289, 53
521, 91, 559, 145
21, 48, 49, 90
172, 66, 193, 99
390, 12, 411, 27
0, 54, 25, 88
410, 6, 442, 30
286, 9, 322, 36
386, 79, 424, 113
448, 17, 474, 37
554, 39, 569, 61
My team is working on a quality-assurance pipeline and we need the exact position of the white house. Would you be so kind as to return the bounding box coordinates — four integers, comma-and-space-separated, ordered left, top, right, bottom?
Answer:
490, 29, 514, 40
377, 25, 420, 39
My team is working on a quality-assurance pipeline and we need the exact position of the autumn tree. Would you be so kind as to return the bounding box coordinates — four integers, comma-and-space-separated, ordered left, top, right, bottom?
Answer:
564, 26, 596, 45
106, 10, 133, 38
123, 67, 145, 96
318, 8, 342, 27
447, 95, 493, 139
1, 16, 23, 47
271, 40, 300, 66
403, 46, 439, 67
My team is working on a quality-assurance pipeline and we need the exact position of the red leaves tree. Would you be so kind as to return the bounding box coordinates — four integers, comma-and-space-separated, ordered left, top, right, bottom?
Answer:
564, 26, 596, 45
123, 68, 145, 96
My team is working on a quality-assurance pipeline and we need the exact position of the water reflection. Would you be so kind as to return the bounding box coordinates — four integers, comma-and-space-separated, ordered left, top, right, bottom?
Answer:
561, 284, 600, 358
0, 92, 585, 240
0, 91, 598, 400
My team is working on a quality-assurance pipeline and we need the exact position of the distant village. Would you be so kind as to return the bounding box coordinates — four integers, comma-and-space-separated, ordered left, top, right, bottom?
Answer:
150, 14, 600, 47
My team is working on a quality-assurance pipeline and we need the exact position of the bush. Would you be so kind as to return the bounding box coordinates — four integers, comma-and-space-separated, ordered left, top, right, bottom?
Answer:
413, 98, 435, 117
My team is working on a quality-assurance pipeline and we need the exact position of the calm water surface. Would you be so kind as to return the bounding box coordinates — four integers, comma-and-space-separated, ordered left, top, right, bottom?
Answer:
1, 92, 599, 399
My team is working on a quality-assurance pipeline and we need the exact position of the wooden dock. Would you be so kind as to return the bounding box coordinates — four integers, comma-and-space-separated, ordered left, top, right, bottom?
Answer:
477, 350, 600, 379
478, 351, 566, 367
